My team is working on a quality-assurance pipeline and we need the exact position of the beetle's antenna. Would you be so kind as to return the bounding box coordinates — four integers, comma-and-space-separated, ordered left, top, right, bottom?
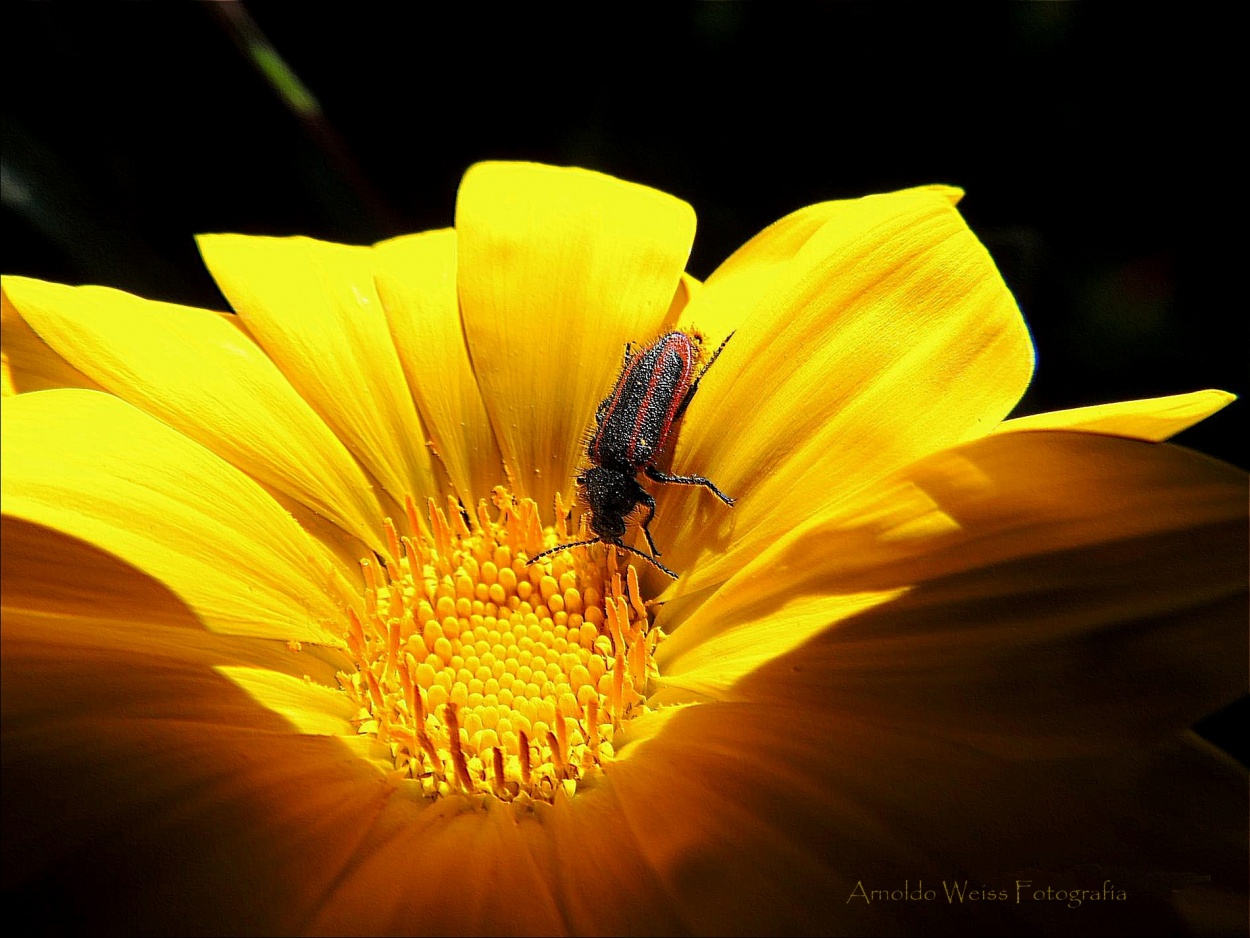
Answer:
526, 539, 678, 579
525, 538, 601, 566
612, 543, 678, 579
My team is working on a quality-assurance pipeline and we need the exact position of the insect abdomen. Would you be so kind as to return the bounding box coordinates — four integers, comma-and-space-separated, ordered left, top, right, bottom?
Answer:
589, 332, 696, 470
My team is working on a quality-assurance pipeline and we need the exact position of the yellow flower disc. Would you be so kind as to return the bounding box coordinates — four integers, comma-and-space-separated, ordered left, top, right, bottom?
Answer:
342, 486, 660, 804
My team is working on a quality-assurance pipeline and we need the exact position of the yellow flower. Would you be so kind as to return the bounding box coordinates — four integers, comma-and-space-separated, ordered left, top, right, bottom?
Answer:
1, 162, 1245, 936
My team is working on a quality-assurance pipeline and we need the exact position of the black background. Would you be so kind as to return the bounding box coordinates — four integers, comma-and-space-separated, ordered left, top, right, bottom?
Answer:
3, 4, 1245, 759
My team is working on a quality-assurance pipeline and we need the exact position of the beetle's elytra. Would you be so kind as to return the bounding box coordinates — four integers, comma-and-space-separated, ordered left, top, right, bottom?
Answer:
527, 330, 735, 578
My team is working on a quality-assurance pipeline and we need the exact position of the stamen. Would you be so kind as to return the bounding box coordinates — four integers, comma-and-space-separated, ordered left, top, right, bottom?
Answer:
384, 613, 401, 682
554, 492, 570, 538
363, 666, 384, 712
338, 489, 667, 803
519, 729, 532, 785
444, 703, 474, 792
627, 566, 647, 621
547, 729, 567, 778
491, 746, 517, 800
584, 698, 600, 758
384, 517, 402, 567
405, 495, 422, 541
448, 495, 472, 539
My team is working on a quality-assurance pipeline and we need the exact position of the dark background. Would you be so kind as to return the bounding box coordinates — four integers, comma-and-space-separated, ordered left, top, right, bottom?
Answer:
3, 5, 1245, 758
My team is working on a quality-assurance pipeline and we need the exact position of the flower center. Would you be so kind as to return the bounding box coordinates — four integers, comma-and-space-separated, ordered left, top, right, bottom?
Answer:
339, 487, 661, 803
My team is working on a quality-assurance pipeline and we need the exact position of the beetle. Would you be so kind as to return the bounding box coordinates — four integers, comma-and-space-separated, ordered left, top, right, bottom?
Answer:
527, 330, 735, 578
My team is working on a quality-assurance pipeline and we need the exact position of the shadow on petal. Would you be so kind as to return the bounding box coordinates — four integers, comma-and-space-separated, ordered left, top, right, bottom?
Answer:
607, 701, 1245, 936
1, 519, 401, 935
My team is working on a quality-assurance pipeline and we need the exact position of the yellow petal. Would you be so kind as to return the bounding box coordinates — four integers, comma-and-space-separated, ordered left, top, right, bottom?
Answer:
3, 275, 391, 556
652, 588, 907, 704
671, 431, 1246, 755
2, 389, 356, 642
196, 233, 443, 517
308, 798, 577, 935
2, 515, 376, 936
1, 281, 104, 395
603, 702, 931, 934
216, 666, 357, 737
544, 777, 696, 935
997, 389, 1236, 441
0, 515, 347, 711
455, 161, 696, 508
3, 514, 212, 644
654, 186, 1033, 594
663, 270, 702, 325
4, 663, 388, 935
373, 229, 504, 504
672, 186, 961, 340
609, 701, 1243, 934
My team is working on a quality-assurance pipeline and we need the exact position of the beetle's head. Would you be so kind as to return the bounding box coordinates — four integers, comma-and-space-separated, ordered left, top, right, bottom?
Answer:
580, 466, 636, 538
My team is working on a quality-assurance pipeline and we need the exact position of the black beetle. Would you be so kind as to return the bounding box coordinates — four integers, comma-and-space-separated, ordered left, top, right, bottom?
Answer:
528, 330, 735, 577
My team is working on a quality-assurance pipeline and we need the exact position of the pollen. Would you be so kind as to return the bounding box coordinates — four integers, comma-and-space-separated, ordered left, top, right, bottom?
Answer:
338, 487, 663, 803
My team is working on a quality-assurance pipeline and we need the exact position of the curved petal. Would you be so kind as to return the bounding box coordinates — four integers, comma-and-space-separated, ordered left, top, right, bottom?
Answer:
3, 514, 211, 640
3, 660, 394, 936
308, 768, 699, 936
652, 588, 907, 704
664, 270, 702, 326
373, 229, 505, 504
5, 514, 1240, 934
0, 517, 379, 937
604, 701, 1004, 936
653, 186, 1034, 595
997, 389, 1236, 441
1, 281, 104, 395
2, 389, 358, 642
308, 798, 583, 936
662, 432, 1246, 756
608, 701, 1244, 935
670, 189, 955, 340
3, 276, 391, 556
455, 162, 696, 509
196, 234, 443, 522
217, 666, 358, 737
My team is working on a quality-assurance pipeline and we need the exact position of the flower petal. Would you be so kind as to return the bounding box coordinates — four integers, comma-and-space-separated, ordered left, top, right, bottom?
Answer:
455, 162, 696, 508
1, 281, 104, 395
604, 701, 991, 935
654, 186, 1034, 594
664, 431, 1246, 755
608, 701, 1244, 935
4, 658, 391, 934
672, 189, 947, 339
373, 229, 505, 505
665, 270, 702, 324
196, 233, 443, 519
1, 389, 357, 642
997, 389, 1236, 441
3, 275, 391, 556
1, 516, 379, 937
307, 798, 582, 935
217, 665, 358, 737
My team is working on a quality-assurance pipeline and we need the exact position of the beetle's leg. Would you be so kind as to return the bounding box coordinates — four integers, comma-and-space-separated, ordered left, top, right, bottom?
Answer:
674, 331, 734, 421
636, 488, 662, 556
645, 465, 735, 506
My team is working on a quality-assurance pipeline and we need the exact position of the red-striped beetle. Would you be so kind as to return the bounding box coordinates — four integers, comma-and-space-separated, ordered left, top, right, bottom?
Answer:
528, 330, 735, 577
